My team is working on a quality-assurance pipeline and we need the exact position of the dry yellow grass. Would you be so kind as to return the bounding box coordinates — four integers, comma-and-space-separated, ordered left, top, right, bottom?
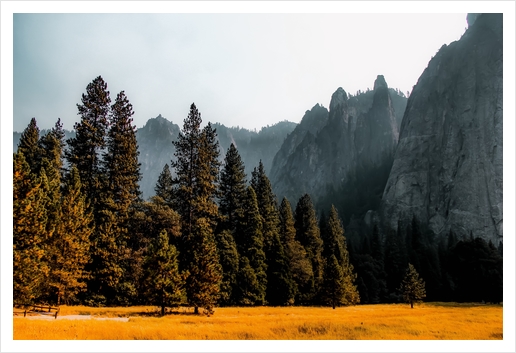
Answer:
13, 302, 502, 340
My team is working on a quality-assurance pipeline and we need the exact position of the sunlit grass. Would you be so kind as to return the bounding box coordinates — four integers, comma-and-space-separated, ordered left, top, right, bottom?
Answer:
13, 303, 502, 340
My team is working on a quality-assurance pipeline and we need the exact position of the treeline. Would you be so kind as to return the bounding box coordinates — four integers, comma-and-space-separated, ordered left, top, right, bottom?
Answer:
13, 76, 502, 313
13, 76, 360, 313
346, 217, 503, 304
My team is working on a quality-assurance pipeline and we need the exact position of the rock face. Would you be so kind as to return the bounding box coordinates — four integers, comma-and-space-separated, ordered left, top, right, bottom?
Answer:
270, 76, 406, 214
381, 14, 503, 243
136, 114, 181, 200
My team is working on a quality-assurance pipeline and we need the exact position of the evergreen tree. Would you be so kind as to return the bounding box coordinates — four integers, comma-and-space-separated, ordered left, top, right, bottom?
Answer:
65, 75, 111, 213
321, 205, 360, 306
38, 118, 66, 177
251, 161, 292, 305
186, 218, 222, 315
143, 230, 186, 316
235, 256, 261, 305
294, 194, 324, 303
17, 117, 42, 173
218, 143, 247, 233
172, 103, 220, 244
155, 163, 174, 205
265, 232, 296, 306
215, 229, 239, 306
400, 263, 426, 308
13, 152, 49, 303
95, 90, 141, 303
321, 255, 345, 309
171, 103, 222, 312
278, 198, 312, 303
128, 197, 182, 304
236, 186, 267, 305
48, 166, 92, 305
103, 90, 141, 211
250, 160, 280, 246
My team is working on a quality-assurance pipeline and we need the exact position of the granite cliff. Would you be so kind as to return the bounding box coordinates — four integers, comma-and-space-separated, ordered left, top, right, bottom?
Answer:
380, 13, 503, 243
270, 76, 407, 222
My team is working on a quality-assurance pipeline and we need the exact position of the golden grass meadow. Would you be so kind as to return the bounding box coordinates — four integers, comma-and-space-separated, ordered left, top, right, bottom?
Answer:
13, 302, 502, 340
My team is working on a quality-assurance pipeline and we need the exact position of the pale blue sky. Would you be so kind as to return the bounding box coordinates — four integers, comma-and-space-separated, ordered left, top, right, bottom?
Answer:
13, 12, 468, 132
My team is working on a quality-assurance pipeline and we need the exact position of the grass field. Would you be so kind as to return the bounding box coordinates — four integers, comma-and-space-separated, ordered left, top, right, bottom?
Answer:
13, 302, 502, 340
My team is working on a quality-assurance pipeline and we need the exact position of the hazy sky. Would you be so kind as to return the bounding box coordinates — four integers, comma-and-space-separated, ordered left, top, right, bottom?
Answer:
12, 12, 469, 132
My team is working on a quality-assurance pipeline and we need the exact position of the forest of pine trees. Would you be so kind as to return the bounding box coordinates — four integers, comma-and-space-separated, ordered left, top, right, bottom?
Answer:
13, 76, 503, 313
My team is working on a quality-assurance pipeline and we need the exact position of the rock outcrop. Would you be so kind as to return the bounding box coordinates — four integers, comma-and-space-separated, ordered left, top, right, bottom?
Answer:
270, 76, 406, 216
381, 13, 503, 243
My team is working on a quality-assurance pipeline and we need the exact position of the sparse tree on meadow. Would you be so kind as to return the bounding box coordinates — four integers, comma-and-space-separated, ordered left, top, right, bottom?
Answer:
400, 263, 426, 308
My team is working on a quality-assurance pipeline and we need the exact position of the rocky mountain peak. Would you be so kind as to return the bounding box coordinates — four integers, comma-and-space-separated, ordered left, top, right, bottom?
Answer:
373, 75, 388, 91
329, 87, 348, 113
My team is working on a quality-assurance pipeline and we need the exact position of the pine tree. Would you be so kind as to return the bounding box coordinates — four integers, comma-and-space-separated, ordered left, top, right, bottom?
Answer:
400, 263, 426, 308
17, 117, 42, 173
321, 205, 360, 306
13, 152, 49, 303
321, 255, 345, 309
236, 186, 267, 305
218, 143, 247, 233
65, 75, 111, 213
38, 118, 66, 177
235, 256, 261, 305
214, 229, 239, 306
265, 232, 296, 306
143, 229, 185, 316
155, 163, 174, 205
172, 103, 220, 241
294, 194, 324, 302
171, 103, 222, 312
103, 90, 141, 211
278, 197, 312, 303
48, 166, 92, 305
128, 197, 182, 304
250, 160, 280, 248
96, 90, 141, 303
186, 218, 222, 315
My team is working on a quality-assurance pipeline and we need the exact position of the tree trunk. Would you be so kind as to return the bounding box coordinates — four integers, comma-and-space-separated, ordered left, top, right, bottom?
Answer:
194, 306, 199, 314
410, 301, 414, 309
161, 305, 165, 316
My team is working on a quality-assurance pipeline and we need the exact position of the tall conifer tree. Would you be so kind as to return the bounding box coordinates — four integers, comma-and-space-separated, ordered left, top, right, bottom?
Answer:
186, 218, 222, 315
321, 205, 360, 306
294, 194, 323, 302
48, 166, 92, 305
143, 229, 185, 316
219, 143, 247, 233
236, 186, 267, 305
278, 197, 313, 303
172, 103, 222, 312
17, 117, 42, 173
13, 152, 49, 303
65, 75, 111, 214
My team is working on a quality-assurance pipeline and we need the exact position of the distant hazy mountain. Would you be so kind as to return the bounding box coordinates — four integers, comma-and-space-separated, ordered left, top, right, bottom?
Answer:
132, 116, 297, 200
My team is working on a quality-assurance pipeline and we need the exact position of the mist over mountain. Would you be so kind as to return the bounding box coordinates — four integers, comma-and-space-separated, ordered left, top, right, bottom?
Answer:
380, 13, 503, 244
